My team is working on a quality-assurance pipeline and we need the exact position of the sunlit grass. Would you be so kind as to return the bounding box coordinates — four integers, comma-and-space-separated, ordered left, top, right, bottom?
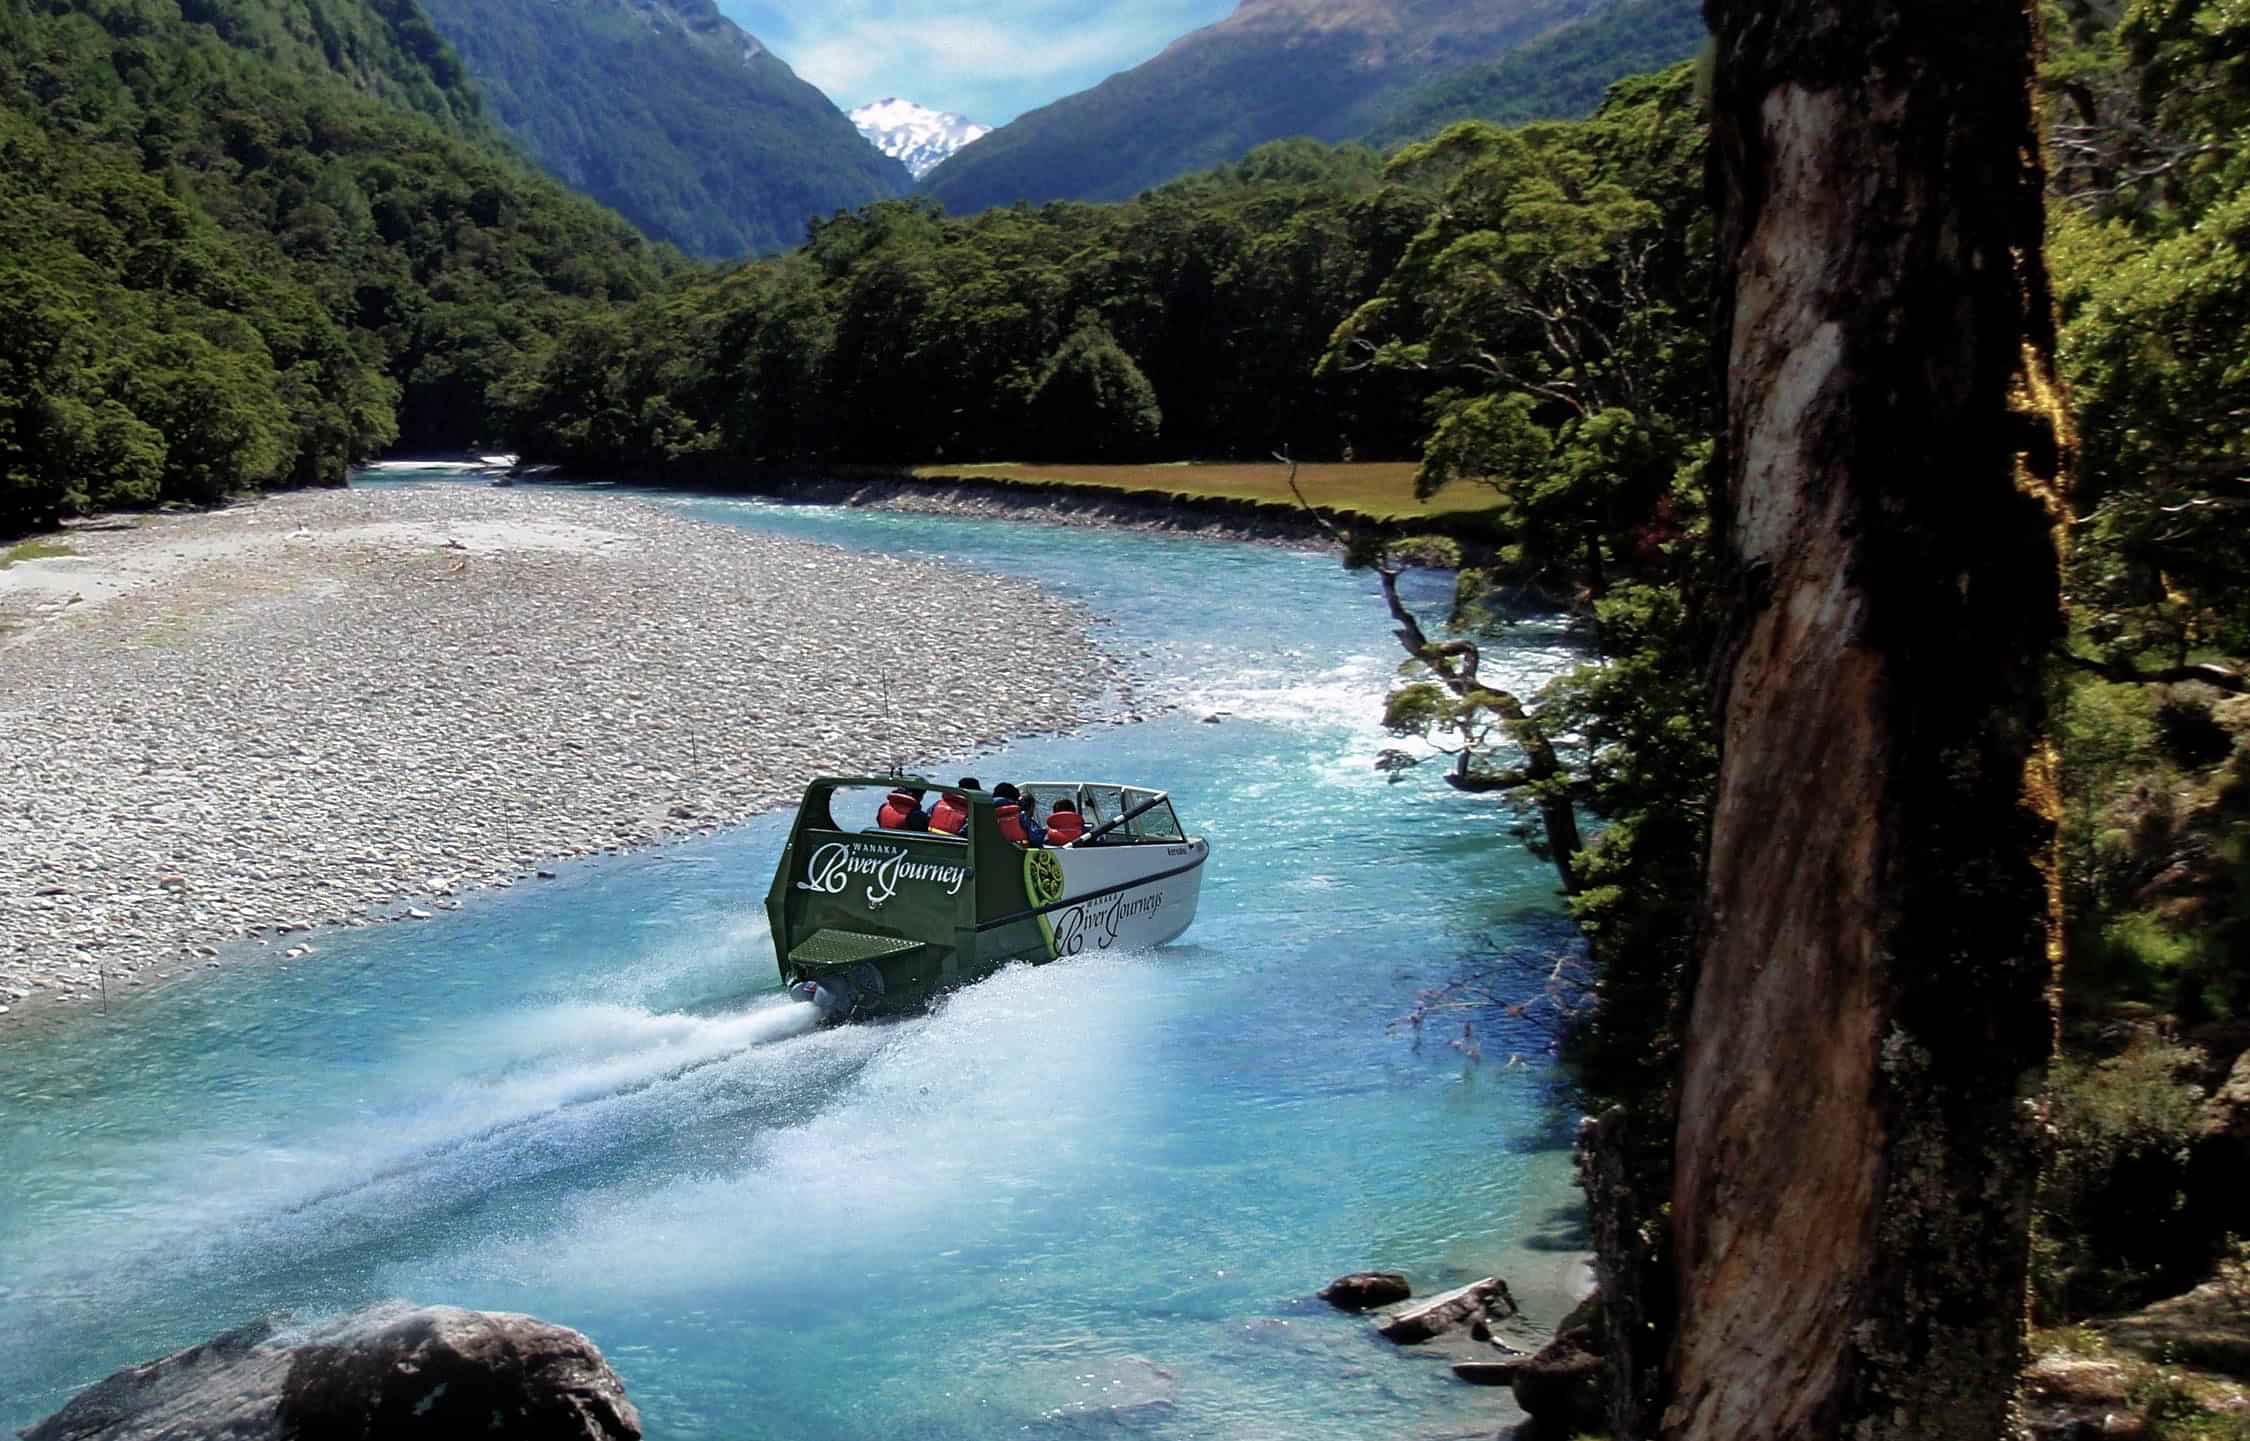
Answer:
0, 538, 76, 569
909, 461, 1501, 525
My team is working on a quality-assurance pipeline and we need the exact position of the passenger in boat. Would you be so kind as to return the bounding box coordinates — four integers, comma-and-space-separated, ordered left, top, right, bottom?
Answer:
928, 780, 976, 836
992, 783, 1045, 847
1044, 798, 1085, 846
876, 787, 930, 831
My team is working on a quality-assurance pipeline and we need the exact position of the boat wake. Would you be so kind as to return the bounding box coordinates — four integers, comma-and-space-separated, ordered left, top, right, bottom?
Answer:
371, 950, 1176, 1302
8, 995, 875, 1332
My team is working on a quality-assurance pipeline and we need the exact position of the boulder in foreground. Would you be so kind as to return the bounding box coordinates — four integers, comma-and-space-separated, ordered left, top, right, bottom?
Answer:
22, 1301, 641, 1441
1375, 1276, 1517, 1344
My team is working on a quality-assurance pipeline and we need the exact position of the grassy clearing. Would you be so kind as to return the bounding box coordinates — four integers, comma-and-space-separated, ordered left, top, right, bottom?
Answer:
908, 461, 1498, 525
0, 538, 77, 569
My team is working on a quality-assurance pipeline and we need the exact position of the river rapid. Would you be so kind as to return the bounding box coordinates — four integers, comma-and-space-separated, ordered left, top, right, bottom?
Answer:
0, 482, 1588, 1437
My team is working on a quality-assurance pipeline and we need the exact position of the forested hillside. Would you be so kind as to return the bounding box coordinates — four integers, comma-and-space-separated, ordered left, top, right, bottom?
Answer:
417, 0, 911, 259
1361, 0, 1705, 146
921, 0, 1626, 214
0, 0, 671, 534
493, 135, 1443, 468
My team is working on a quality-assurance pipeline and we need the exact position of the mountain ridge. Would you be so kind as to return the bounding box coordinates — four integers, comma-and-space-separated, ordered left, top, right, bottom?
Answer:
0, 0, 670, 528
851, 97, 991, 180
417, 0, 913, 257
921, 0, 1608, 213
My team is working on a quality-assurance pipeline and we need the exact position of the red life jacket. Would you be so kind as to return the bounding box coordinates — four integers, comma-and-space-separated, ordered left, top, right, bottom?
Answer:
876, 789, 920, 829
1045, 810, 1085, 845
929, 792, 970, 835
996, 804, 1028, 845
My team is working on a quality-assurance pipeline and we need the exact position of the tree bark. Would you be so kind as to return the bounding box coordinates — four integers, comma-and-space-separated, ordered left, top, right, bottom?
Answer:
1663, 4, 2069, 1439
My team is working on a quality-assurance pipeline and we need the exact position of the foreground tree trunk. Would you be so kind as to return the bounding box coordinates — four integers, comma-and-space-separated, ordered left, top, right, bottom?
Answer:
1662, 3, 2070, 1438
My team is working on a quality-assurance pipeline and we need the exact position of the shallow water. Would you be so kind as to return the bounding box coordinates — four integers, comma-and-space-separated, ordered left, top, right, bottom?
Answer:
0, 482, 1590, 1437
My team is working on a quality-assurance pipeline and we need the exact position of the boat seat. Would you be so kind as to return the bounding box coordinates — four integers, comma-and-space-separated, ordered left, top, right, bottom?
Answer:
1044, 811, 1085, 845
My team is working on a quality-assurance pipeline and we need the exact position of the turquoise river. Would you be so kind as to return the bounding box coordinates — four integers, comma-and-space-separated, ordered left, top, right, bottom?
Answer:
0, 480, 1588, 1437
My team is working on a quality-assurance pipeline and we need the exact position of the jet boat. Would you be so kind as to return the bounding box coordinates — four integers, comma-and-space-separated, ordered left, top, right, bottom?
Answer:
765, 776, 1210, 1021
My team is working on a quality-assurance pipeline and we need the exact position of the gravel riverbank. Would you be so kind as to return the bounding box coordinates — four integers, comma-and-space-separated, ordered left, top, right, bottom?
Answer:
0, 486, 1125, 1026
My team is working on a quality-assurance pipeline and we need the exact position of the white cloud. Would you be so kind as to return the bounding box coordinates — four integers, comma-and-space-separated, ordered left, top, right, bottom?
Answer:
721, 0, 1237, 124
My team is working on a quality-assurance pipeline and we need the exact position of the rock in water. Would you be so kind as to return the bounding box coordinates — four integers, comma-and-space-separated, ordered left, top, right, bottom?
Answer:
23, 1302, 641, 1440
1452, 1359, 1525, 1386
1510, 1327, 1607, 1433
1319, 1271, 1412, 1312
1375, 1276, 1517, 1344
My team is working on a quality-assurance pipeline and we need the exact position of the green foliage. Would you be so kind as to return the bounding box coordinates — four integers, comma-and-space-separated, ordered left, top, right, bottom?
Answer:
1330, 67, 1713, 601
1028, 318, 1162, 461
501, 161, 1439, 466
0, 0, 669, 533
1322, 68, 1718, 1105
2049, 0, 2250, 665
415, 0, 910, 259
2041, 0, 2250, 1049
2033, 1036, 2213, 1319
2055, 190, 2250, 663
2055, 676, 2167, 910
1545, 584, 1716, 1098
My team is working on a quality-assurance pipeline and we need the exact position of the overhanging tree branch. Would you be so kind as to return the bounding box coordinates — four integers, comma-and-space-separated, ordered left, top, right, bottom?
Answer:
2056, 648, 2249, 692
1281, 451, 1585, 894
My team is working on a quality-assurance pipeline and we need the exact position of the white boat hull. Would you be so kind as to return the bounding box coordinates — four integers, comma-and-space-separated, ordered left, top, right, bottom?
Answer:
1045, 839, 1209, 959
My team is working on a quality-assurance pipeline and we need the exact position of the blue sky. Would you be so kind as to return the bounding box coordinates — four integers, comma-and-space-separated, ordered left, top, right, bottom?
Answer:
720, 0, 1238, 124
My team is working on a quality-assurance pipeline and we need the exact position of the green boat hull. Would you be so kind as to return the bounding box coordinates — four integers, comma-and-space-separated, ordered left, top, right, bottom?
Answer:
765, 776, 1208, 1020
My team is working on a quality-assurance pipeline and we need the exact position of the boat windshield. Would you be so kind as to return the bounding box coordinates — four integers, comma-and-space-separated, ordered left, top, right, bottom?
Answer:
1020, 783, 1184, 844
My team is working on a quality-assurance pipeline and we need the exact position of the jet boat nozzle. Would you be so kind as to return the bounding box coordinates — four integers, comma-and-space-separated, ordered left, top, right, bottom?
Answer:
789, 977, 849, 1022
788, 963, 885, 1024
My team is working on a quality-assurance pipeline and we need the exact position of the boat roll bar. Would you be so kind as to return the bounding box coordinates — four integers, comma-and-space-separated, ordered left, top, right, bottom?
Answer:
1073, 791, 1173, 848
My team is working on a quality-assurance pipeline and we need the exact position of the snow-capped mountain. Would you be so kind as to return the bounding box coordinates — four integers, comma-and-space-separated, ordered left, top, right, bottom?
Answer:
850, 98, 992, 180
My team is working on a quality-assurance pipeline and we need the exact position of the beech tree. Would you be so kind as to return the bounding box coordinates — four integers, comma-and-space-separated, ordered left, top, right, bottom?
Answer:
1652, 2, 2071, 1438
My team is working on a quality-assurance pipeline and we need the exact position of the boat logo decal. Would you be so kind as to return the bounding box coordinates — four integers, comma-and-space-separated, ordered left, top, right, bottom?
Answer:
798, 841, 968, 906
1052, 890, 1164, 958
1023, 850, 1066, 908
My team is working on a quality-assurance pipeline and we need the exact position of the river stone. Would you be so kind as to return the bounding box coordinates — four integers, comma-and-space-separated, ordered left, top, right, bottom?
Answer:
21, 1301, 641, 1441
1451, 1359, 1524, 1386
1376, 1276, 1518, 1344
1508, 1327, 1606, 1432
1319, 1271, 1413, 1312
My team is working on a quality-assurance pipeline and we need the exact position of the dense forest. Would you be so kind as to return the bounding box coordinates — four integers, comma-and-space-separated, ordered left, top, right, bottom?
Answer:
0, 0, 671, 530
493, 137, 1444, 471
